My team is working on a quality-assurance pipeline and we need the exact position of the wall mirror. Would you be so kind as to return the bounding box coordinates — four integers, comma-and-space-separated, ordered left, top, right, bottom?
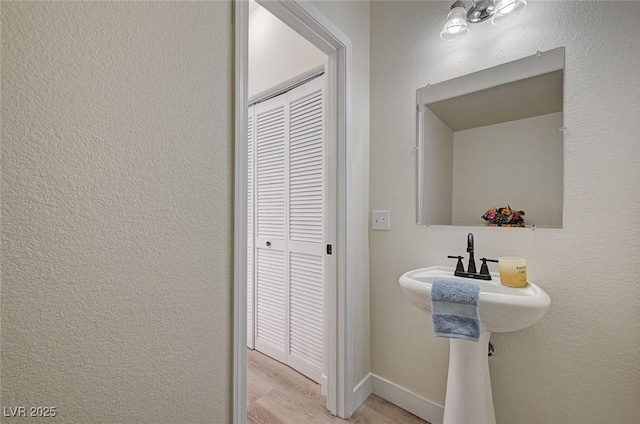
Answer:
416, 47, 565, 228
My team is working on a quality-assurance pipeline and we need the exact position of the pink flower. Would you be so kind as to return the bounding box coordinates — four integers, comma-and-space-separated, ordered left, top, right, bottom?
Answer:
487, 211, 496, 220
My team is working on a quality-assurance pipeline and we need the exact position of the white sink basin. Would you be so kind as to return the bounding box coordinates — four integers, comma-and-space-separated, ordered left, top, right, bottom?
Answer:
399, 265, 551, 424
399, 266, 551, 333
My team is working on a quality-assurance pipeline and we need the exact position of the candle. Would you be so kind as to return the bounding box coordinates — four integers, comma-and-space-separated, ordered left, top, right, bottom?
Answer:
498, 257, 527, 288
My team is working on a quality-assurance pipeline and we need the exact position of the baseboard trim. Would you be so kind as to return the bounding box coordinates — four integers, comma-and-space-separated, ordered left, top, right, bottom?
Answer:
352, 374, 372, 413
321, 373, 328, 397
370, 374, 444, 424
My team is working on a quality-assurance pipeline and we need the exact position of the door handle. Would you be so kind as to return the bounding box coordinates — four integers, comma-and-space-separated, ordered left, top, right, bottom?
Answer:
266, 241, 271, 247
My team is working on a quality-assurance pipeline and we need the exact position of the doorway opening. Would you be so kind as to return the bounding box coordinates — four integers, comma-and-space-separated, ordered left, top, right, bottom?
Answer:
233, 1, 354, 422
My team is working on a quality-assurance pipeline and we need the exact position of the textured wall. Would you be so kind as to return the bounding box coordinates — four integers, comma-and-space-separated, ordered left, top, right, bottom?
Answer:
310, 0, 371, 389
370, 1, 639, 423
1, 2, 232, 423
249, 5, 325, 98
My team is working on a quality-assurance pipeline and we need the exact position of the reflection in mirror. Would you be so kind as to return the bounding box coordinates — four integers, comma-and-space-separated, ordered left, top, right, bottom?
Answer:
417, 47, 564, 228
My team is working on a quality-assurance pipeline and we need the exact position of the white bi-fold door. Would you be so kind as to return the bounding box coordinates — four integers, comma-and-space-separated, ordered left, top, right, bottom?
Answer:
247, 75, 325, 383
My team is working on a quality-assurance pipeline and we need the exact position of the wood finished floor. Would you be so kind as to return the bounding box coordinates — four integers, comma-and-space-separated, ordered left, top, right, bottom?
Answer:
247, 349, 430, 424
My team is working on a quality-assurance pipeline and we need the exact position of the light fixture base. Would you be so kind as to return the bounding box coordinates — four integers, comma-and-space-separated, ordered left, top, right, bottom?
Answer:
467, 0, 495, 23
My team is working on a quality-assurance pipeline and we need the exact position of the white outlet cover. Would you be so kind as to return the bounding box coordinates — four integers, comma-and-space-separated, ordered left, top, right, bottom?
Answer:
372, 211, 391, 230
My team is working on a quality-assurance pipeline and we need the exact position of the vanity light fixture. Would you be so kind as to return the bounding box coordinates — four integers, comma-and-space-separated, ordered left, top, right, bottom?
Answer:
440, 0, 527, 41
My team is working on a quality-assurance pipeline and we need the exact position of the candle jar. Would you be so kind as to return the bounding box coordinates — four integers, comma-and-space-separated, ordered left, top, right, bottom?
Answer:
498, 257, 527, 288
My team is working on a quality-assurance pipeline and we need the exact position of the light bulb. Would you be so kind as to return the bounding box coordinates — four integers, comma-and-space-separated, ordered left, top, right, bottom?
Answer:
500, 2, 516, 14
492, 0, 527, 25
440, 6, 469, 41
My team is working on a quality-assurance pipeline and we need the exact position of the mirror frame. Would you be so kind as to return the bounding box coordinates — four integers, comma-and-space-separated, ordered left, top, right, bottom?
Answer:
416, 47, 565, 225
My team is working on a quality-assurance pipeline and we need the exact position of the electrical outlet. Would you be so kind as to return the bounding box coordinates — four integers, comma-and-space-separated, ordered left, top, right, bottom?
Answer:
372, 211, 391, 230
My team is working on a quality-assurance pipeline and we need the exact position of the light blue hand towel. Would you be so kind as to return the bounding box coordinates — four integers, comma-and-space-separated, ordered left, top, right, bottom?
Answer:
431, 279, 480, 342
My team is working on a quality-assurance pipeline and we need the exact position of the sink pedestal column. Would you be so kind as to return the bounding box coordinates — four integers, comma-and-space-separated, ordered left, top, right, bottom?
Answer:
443, 331, 496, 424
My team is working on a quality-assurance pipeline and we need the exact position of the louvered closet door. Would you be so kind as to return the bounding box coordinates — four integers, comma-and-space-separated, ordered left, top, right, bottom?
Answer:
247, 105, 255, 349
285, 76, 325, 383
251, 75, 325, 384
254, 94, 287, 363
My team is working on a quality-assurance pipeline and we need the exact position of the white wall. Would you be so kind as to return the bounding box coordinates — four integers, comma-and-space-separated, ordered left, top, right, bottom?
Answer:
2, 2, 232, 422
452, 112, 563, 227
370, 1, 639, 423
249, 5, 325, 98
309, 0, 371, 389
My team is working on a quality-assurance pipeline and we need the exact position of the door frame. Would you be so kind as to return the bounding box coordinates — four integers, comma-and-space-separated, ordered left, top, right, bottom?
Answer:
233, 0, 354, 422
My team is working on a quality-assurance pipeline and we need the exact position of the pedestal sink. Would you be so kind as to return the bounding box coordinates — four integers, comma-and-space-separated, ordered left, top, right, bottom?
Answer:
399, 266, 550, 424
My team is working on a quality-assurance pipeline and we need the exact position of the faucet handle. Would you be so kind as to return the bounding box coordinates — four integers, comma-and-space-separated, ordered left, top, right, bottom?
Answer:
479, 258, 498, 276
447, 255, 465, 273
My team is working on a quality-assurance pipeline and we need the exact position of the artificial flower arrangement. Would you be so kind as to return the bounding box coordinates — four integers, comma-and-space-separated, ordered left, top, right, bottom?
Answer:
481, 206, 525, 227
